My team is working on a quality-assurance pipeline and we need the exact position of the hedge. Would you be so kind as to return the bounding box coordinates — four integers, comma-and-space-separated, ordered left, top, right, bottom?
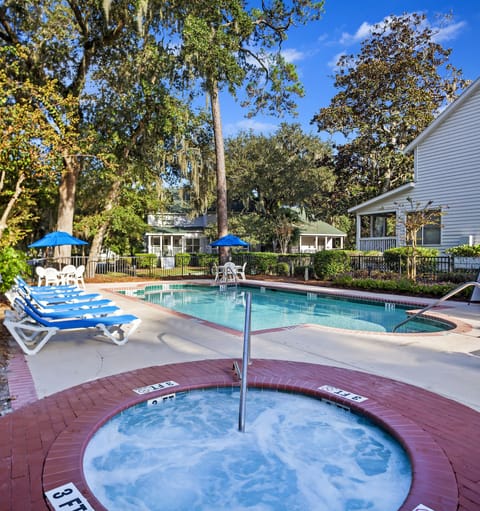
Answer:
134, 253, 158, 269
175, 253, 191, 266
446, 244, 480, 256
332, 274, 467, 299
246, 252, 279, 274
313, 250, 350, 279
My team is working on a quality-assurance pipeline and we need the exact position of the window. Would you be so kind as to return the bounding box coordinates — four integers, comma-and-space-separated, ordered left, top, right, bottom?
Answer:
415, 213, 441, 246
360, 213, 396, 238
185, 238, 200, 253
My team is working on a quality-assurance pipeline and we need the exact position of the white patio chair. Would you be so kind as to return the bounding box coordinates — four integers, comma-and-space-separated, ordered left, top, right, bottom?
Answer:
236, 262, 247, 280
212, 263, 222, 282
71, 264, 86, 289
60, 264, 76, 285
221, 262, 238, 283
35, 266, 46, 286
44, 267, 61, 286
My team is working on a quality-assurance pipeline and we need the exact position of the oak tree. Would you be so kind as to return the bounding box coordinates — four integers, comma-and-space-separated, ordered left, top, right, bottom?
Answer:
312, 12, 470, 212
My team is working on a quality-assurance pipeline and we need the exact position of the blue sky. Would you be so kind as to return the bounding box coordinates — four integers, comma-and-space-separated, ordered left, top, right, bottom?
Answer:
220, 0, 480, 139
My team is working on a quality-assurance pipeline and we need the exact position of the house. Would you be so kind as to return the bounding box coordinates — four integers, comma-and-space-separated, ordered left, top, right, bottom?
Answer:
145, 213, 215, 258
349, 77, 480, 253
292, 219, 346, 253
145, 212, 344, 258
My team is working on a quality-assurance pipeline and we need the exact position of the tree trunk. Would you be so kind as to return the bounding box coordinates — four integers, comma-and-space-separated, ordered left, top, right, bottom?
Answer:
86, 180, 122, 278
209, 81, 229, 263
0, 172, 25, 239
55, 152, 81, 261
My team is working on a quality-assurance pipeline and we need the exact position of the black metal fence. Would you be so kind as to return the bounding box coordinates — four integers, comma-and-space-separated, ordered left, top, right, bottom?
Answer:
349, 255, 479, 282
27, 253, 480, 284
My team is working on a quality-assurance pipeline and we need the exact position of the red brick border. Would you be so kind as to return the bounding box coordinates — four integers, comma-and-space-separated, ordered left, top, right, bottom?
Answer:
2, 359, 480, 510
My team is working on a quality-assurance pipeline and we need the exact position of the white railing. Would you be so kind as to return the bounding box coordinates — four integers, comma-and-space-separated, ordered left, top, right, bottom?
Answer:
358, 237, 397, 252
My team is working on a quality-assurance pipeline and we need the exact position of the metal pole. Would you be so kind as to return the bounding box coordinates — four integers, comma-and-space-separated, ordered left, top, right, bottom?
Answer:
238, 292, 252, 432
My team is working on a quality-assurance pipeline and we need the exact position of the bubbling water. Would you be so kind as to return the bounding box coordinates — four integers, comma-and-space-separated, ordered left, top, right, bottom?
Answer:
83, 388, 411, 511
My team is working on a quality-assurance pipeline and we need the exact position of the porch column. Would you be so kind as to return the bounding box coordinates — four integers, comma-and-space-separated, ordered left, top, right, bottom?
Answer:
355, 214, 361, 250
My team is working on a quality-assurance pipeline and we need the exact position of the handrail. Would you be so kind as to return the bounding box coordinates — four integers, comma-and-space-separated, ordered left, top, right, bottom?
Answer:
392, 281, 480, 332
238, 292, 252, 432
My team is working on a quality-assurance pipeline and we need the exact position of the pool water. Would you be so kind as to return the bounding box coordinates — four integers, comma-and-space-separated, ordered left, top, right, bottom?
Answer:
83, 388, 412, 511
124, 284, 450, 333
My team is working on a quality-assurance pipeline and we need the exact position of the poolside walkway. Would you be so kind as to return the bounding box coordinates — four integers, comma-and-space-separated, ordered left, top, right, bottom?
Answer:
1, 280, 480, 510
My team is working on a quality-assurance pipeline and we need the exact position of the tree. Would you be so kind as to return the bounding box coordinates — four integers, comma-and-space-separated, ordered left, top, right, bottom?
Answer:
312, 12, 470, 211
77, 34, 214, 271
0, 0, 165, 258
395, 197, 445, 280
172, 1, 324, 261
1, 1, 215, 264
0, 45, 81, 247
225, 123, 335, 250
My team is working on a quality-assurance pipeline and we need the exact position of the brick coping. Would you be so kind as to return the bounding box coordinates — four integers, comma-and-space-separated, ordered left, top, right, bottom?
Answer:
34, 359, 473, 511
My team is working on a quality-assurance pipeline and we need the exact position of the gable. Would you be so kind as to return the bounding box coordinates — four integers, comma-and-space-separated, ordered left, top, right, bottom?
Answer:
405, 77, 480, 154
298, 220, 346, 236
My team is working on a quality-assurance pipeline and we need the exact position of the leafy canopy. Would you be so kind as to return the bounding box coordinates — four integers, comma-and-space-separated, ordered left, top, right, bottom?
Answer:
312, 12, 470, 209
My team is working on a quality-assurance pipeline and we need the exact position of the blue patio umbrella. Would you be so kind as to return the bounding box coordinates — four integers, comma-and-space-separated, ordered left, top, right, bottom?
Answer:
29, 231, 88, 248
209, 234, 249, 247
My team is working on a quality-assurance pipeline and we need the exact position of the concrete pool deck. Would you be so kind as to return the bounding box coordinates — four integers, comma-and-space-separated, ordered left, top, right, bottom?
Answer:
2, 279, 480, 510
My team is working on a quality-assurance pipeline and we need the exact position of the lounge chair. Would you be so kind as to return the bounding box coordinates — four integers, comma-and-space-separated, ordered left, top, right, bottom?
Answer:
14, 276, 78, 295
22, 286, 102, 304
13, 297, 120, 320
4, 302, 141, 355
22, 295, 114, 312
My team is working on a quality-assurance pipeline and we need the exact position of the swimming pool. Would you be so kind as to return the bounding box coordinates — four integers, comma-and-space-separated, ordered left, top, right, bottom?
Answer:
122, 284, 451, 333
83, 388, 412, 511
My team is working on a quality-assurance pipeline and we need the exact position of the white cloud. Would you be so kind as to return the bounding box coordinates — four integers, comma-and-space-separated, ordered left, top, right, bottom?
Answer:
432, 21, 467, 42
224, 119, 278, 136
339, 14, 467, 47
339, 21, 375, 45
281, 48, 306, 63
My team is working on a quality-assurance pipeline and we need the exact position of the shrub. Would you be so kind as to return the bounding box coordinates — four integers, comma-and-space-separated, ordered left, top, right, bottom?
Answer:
196, 253, 218, 266
446, 244, 480, 257
331, 275, 460, 298
384, 246, 439, 274
247, 252, 278, 274
134, 253, 158, 269
275, 262, 290, 276
175, 253, 191, 266
313, 250, 350, 279
0, 247, 28, 293
384, 246, 439, 262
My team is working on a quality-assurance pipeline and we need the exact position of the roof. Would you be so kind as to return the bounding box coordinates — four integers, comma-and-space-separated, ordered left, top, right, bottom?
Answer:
298, 219, 346, 236
404, 77, 480, 154
348, 182, 415, 213
145, 226, 203, 235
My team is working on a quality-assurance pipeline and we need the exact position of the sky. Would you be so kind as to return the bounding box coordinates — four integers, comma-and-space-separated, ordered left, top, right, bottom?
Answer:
219, 0, 480, 139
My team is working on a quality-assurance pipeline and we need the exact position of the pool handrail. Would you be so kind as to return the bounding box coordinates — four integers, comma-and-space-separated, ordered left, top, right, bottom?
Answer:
238, 292, 252, 432
392, 281, 480, 332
